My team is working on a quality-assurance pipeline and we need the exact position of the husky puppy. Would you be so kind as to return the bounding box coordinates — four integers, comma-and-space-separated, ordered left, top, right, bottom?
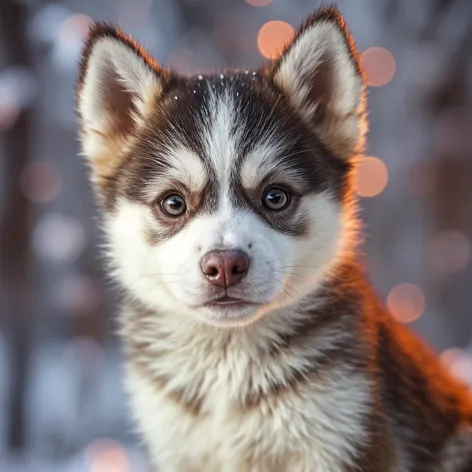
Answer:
76, 6, 472, 472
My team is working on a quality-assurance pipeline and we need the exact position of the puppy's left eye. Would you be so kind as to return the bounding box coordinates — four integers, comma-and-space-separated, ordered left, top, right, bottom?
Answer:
262, 187, 290, 211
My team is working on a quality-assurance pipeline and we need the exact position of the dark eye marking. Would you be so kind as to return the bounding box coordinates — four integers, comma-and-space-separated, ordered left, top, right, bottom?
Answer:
160, 193, 187, 217
262, 187, 290, 212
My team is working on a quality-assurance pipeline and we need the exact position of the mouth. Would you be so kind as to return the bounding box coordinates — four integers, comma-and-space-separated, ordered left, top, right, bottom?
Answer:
194, 294, 269, 327
202, 295, 259, 311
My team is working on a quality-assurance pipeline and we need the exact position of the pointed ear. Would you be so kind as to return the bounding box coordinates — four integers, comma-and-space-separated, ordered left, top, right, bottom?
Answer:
267, 7, 367, 160
76, 23, 169, 187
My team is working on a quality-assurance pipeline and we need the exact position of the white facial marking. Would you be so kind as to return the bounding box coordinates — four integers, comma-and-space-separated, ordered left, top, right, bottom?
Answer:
240, 140, 301, 190
202, 90, 237, 215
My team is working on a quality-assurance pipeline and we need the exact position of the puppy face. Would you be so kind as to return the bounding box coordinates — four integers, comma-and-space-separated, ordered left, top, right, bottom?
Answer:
76, 8, 366, 327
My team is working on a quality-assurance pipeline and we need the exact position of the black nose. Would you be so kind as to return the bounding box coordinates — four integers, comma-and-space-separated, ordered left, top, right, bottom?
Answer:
200, 250, 250, 288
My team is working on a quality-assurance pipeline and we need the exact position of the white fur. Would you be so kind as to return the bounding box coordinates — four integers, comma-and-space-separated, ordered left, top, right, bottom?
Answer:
143, 146, 207, 200
205, 90, 235, 206
240, 140, 305, 191
122, 288, 370, 471
126, 354, 371, 472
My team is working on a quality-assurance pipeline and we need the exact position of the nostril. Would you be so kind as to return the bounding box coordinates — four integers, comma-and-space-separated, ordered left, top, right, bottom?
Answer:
201, 250, 250, 288
228, 252, 250, 281
232, 263, 245, 275
201, 253, 224, 281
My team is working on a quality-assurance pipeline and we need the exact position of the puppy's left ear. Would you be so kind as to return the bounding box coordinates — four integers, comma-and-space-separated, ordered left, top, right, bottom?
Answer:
267, 7, 367, 160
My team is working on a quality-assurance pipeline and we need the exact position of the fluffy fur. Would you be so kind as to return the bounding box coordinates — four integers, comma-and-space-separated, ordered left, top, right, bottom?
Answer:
76, 6, 472, 472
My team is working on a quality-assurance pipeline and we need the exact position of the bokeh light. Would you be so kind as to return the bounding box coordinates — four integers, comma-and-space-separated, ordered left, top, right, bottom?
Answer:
0, 67, 36, 130
354, 156, 388, 198
0, 67, 37, 108
257, 21, 294, 59
361, 47, 396, 87
33, 213, 86, 263
29, 4, 71, 44
52, 274, 101, 315
428, 231, 471, 275
0, 95, 19, 131
53, 14, 93, 71
59, 14, 93, 43
20, 161, 62, 203
440, 348, 472, 386
387, 283, 426, 324
245, 0, 272, 6
86, 438, 130, 472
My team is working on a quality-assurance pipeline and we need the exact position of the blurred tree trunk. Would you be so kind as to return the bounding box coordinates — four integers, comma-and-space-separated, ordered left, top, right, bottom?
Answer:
384, 0, 472, 347
427, 50, 472, 346
0, 0, 34, 452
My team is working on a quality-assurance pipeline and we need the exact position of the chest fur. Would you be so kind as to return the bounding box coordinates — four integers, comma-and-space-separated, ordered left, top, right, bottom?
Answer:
124, 339, 372, 472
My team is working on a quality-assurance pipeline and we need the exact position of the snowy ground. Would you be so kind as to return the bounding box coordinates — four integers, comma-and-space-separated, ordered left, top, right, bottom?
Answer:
0, 340, 152, 471
2, 446, 152, 472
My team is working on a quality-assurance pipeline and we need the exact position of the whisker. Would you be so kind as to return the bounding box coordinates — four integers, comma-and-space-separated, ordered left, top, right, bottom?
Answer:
272, 269, 314, 283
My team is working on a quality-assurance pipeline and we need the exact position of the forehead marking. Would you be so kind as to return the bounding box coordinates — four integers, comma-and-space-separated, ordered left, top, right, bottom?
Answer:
240, 143, 318, 194
203, 89, 237, 216
240, 138, 289, 190
164, 146, 206, 192
143, 145, 207, 200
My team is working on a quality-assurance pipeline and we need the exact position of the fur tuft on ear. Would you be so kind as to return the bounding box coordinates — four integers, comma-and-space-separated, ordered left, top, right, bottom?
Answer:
76, 23, 170, 187
267, 7, 367, 160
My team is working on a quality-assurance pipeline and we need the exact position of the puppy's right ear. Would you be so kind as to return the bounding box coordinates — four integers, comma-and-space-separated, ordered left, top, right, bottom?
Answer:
266, 7, 366, 161
76, 23, 169, 188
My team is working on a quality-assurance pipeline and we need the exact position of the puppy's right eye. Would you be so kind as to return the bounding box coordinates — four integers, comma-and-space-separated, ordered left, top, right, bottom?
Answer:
160, 194, 187, 217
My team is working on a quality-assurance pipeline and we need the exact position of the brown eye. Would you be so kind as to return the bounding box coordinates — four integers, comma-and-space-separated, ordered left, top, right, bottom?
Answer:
262, 187, 290, 211
161, 194, 187, 217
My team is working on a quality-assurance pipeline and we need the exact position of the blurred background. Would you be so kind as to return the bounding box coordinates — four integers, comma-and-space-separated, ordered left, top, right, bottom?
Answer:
1, 0, 472, 470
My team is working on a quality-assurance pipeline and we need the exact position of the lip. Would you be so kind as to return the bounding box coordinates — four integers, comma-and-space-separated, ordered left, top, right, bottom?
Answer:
202, 295, 258, 309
